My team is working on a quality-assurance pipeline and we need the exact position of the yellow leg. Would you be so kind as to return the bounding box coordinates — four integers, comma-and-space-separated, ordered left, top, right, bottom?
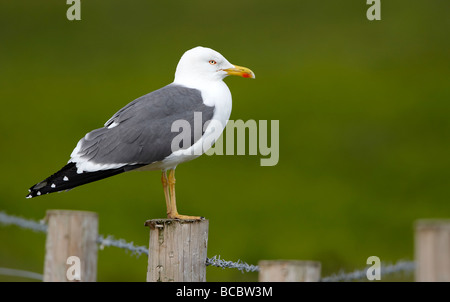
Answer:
161, 171, 171, 216
165, 168, 202, 220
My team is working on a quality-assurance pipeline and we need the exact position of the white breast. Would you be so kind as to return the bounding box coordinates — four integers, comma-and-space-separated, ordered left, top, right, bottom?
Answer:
154, 80, 232, 170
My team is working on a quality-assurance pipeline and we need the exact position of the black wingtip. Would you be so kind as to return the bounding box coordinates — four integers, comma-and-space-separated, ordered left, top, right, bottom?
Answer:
26, 193, 38, 199
26, 188, 35, 199
26, 183, 48, 199
26, 162, 129, 199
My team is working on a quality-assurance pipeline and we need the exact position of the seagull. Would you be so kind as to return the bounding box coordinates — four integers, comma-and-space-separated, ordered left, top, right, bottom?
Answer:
26, 46, 255, 220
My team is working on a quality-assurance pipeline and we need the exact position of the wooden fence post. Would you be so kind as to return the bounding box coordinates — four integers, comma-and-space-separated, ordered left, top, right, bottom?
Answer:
258, 260, 321, 282
415, 219, 450, 282
43, 210, 98, 282
145, 219, 209, 282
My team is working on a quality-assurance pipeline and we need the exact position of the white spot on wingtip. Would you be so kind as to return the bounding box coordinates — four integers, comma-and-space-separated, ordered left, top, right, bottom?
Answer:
26, 195, 32, 199
63, 176, 69, 181
51, 184, 56, 188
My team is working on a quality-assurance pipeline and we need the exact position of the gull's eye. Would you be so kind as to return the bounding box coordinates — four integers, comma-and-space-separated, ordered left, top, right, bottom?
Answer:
209, 60, 217, 65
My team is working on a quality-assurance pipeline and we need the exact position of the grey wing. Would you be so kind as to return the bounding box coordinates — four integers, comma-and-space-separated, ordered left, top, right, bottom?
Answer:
71, 84, 215, 167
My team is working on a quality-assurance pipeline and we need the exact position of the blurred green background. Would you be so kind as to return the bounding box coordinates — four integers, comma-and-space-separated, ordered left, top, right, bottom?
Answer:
0, 0, 449, 281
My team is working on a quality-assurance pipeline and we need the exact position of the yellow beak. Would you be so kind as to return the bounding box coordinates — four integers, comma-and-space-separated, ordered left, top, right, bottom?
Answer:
223, 64, 255, 79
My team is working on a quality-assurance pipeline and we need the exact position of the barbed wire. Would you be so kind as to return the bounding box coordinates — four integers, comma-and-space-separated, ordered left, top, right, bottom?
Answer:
98, 234, 148, 256
0, 211, 416, 281
206, 255, 260, 273
0, 267, 43, 281
320, 260, 415, 282
0, 211, 256, 273
0, 211, 47, 233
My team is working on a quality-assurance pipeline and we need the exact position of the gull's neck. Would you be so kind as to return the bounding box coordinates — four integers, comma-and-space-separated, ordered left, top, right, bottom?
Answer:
173, 76, 231, 109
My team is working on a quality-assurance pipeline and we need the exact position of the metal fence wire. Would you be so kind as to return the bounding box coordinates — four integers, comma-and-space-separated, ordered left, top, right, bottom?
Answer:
0, 211, 415, 281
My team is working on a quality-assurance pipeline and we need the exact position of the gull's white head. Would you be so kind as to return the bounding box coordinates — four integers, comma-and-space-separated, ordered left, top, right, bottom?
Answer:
174, 46, 255, 86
